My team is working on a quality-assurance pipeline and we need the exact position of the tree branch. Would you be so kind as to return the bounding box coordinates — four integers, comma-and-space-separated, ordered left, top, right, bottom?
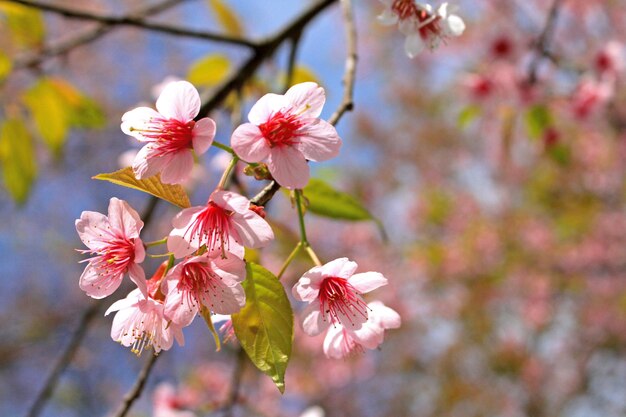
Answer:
527, 0, 563, 85
7, 0, 257, 49
14, 0, 189, 70
109, 353, 160, 417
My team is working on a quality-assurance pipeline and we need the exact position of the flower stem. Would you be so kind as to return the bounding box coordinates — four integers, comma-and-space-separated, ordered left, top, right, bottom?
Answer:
212, 140, 235, 155
217, 156, 240, 190
294, 189, 322, 267
304, 245, 322, 267
144, 237, 167, 248
277, 242, 302, 280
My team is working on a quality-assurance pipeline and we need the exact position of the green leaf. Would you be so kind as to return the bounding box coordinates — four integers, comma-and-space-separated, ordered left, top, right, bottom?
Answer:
525, 105, 552, 139
0, 51, 12, 82
187, 54, 231, 88
23, 78, 70, 156
303, 178, 373, 221
0, 2, 45, 48
49, 78, 105, 129
457, 105, 481, 128
93, 167, 191, 208
232, 262, 293, 393
0, 118, 37, 204
207, 0, 243, 36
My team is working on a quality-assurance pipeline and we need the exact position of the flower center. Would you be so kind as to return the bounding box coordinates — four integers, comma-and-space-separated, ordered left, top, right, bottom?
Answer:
391, 0, 420, 21
185, 202, 233, 256
86, 236, 135, 278
391, 0, 442, 39
318, 277, 368, 327
140, 118, 195, 157
259, 111, 303, 148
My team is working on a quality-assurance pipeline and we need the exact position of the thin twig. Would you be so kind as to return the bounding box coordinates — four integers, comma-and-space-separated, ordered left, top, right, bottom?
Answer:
526, 0, 563, 85
14, 0, 188, 70
284, 29, 304, 92
223, 348, 247, 417
25, 301, 101, 417
109, 353, 160, 417
7, 0, 257, 49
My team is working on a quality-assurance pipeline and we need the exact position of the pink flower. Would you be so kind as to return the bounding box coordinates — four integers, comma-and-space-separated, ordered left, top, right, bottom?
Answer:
162, 254, 246, 327
230, 82, 341, 189
323, 301, 401, 359
378, 1, 465, 58
153, 383, 196, 417
595, 41, 624, 77
571, 77, 613, 119
106, 288, 185, 355
167, 190, 274, 259
76, 197, 147, 299
121, 81, 216, 184
292, 258, 388, 336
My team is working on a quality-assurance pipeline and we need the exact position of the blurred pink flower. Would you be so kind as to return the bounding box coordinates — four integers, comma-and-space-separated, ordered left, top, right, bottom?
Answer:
293, 257, 388, 335
595, 41, 625, 77
106, 288, 184, 355
231, 82, 341, 189
75, 197, 147, 299
167, 189, 273, 259
571, 77, 613, 119
378, 1, 465, 58
121, 81, 216, 184
162, 254, 246, 327
153, 383, 196, 417
323, 301, 401, 359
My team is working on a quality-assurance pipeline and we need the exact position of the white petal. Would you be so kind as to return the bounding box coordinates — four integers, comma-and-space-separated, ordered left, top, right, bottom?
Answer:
156, 80, 200, 121
248, 93, 289, 125
284, 82, 325, 118
405, 34, 425, 58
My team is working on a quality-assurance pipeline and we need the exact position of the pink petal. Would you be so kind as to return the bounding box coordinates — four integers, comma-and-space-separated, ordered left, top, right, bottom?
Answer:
128, 263, 148, 298
192, 117, 216, 155
323, 325, 348, 359
203, 282, 246, 315
348, 272, 388, 294
164, 286, 197, 327
121, 107, 162, 140
211, 255, 246, 283
319, 257, 357, 279
301, 302, 329, 336
369, 301, 401, 329
79, 264, 123, 299
159, 150, 194, 184
292, 267, 324, 302
107, 197, 143, 238
156, 80, 200, 121
230, 210, 274, 248
167, 233, 196, 259
105, 289, 141, 316
211, 190, 250, 214
284, 82, 325, 118
132, 144, 171, 180
134, 238, 145, 263
75, 211, 114, 251
267, 146, 310, 189
295, 118, 341, 162
351, 320, 384, 349
231, 123, 270, 162
248, 93, 289, 125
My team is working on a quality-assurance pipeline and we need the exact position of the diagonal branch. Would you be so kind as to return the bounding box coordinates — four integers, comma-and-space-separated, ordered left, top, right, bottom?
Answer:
109, 353, 160, 417
7, 0, 257, 49
527, 0, 563, 85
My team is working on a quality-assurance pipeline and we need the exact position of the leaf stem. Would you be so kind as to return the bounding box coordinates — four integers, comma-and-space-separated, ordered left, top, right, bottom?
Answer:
217, 156, 240, 190
277, 242, 302, 280
294, 190, 322, 267
212, 140, 236, 155
304, 245, 322, 267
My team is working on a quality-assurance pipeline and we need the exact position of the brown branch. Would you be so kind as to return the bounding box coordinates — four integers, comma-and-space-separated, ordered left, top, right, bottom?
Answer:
25, 301, 101, 417
527, 0, 563, 85
7, 0, 257, 49
109, 353, 160, 417
14, 0, 188, 70
223, 347, 247, 417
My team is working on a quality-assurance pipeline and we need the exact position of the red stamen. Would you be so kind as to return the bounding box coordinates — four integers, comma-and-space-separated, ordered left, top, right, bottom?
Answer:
258, 111, 303, 148
185, 202, 233, 256
138, 118, 195, 157
318, 277, 368, 327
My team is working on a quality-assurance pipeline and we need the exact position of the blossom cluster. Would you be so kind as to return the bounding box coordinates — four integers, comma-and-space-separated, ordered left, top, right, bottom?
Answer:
75, 80, 399, 358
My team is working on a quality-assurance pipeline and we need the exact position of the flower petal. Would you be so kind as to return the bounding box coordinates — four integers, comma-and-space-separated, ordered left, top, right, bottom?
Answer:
211, 190, 250, 214
156, 80, 201, 121
292, 267, 325, 302
369, 301, 401, 329
230, 210, 274, 248
231, 123, 270, 162
159, 150, 194, 184
323, 325, 348, 358
284, 82, 325, 118
319, 257, 357, 279
107, 197, 143, 238
79, 263, 123, 299
212, 254, 246, 284
295, 118, 341, 162
164, 285, 197, 327
348, 271, 388, 294
301, 302, 329, 336
405, 33, 425, 58
132, 144, 171, 180
192, 117, 216, 155
267, 146, 310, 189
248, 93, 289, 125
75, 211, 114, 251
121, 107, 162, 140
128, 263, 148, 298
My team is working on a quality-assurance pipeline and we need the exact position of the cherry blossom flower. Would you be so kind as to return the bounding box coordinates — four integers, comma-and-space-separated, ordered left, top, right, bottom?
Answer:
378, 1, 466, 58
153, 383, 197, 417
106, 288, 184, 356
323, 301, 401, 359
162, 254, 246, 327
230, 82, 341, 189
571, 77, 613, 120
167, 190, 274, 259
121, 81, 216, 184
594, 41, 625, 77
76, 197, 147, 299
292, 258, 388, 336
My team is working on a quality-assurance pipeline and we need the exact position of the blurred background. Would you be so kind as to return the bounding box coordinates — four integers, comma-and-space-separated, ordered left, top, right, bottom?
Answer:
2, 0, 626, 416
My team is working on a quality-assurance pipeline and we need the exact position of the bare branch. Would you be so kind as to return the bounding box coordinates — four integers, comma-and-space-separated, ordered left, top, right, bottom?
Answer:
527, 0, 563, 85
25, 301, 101, 417
109, 353, 160, 417
223, 348, 247, 417
7, 0, 257, 49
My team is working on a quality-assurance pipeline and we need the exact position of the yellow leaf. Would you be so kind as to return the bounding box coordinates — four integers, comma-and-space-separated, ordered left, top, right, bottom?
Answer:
200, 306, 222, 352
207, 0, 244, 36
93, 167, 191, 208
0, 51, 11, 82
0, 118, 37, 204
291, 65, 321, 85
0, 2, 45, 48
187, 54, 231, 87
